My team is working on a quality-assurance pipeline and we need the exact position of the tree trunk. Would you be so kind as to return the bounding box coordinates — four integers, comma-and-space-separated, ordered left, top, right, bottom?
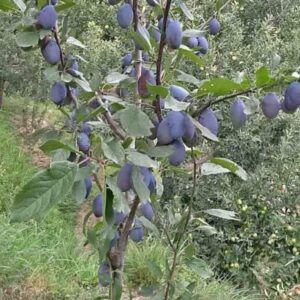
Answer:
0, 79, 5, 109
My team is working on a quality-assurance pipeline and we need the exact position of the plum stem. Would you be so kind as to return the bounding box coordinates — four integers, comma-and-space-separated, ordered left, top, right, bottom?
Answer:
154, 0, 172, 121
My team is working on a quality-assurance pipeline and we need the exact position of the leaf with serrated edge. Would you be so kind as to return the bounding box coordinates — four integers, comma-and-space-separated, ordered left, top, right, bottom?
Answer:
11, 162, 78, 222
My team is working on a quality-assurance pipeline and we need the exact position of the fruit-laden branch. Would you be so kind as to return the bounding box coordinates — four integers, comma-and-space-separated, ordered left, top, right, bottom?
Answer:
192, 82, 281, 117
154, 0, 173, 121
53, 24, 79, 108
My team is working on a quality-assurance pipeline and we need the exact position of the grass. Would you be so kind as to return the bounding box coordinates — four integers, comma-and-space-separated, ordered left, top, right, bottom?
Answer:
0, 103, 99, 299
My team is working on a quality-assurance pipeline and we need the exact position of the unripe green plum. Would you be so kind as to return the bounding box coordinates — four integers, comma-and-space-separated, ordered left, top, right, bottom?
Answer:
117, 163, 133, 192
98, 261, 110, 287
42, 40, 60, 65
261, 93, 280, 119
93, 194, 103, 217
169, 85, 189, 101
169, 139, 186, 166
283, 81, 300, 111
209, 18, 221, 35
37, 5, 57, 29
230, 98, 247, 129
117, 4, 133, 29
198, 36, 209, 54
198, 108, 219, 136
51, 81, 67, 105
166, 20, 183, 49
137, 69, 156, 97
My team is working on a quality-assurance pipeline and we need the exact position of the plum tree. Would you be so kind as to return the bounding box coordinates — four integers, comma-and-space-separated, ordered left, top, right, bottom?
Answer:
209, 17, 221, 35
51, 81, 67, 105
283, 81, 300, 111
77, 132, 90, 154
187, 37, 198, 49
130, 220, 144, 242
93, 194, 103, 218
117, 163, 133, 192
117, 4, 133, 29
84, 177, 92, 199
169, 85, 189, 101
98, 261, 111, 287
198, 108, 219, 136
140, 201, 154, 221
37, 5, 57, 29
166, 20, 183, 49
261, 93, 280, 119
198, 36, 209, 54
42, 40, 60, 65
137, 69, 156, 97
169, 139, 186, 166
230, 98, 247, 129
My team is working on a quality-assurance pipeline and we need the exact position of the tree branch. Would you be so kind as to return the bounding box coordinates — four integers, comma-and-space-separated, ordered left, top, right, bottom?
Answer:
154, 0, 172, 121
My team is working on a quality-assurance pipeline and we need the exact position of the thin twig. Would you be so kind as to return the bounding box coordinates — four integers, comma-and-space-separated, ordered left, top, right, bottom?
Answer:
154, 0, 172, 121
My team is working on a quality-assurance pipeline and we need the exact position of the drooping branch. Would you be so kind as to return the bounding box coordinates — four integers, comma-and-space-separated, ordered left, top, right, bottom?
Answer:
154, 0, 173, 121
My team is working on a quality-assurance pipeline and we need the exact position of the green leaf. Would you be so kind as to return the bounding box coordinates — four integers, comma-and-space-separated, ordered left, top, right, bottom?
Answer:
55, 0, 76, 12
164, 95, 190, 111
75, 166, 95, 181
11, 162, 78, 222
146, 260, 163, 278
138, 216, 160, 236
193, 120, 219, 142
130, 24, 152, 52
204, 209, 240, 221
74, 78, 92, 92
178, 45, 204, 67
255, 66, 271, 86
44, 66, 60, 82
197, 77, 250, 97
182, 29, 204, 38
148, 84, 169, 98
201, 162, 230, 176
176, 70, 200, 86
66, 36, 86, 49
198, 225, 218, 236
72, 179, 86, 204
16, 31, 39, 47
119, 106, 153, 137
40, 139, 78, 155
104, 188, 114, 225
102, 139, 125, 164
132, 166, 150, 201
186, 257, 213, 279
12, 0, 26, 12
86, 228, 98, 248
106, 177, 129, 213
106, 72, 129, 84
112, 277, 122, 300
147, 145, 174, 158
179, 2, 194, 20
210, 157, 248, 180
0, 0, 18, 11
127, 150, 159, 168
